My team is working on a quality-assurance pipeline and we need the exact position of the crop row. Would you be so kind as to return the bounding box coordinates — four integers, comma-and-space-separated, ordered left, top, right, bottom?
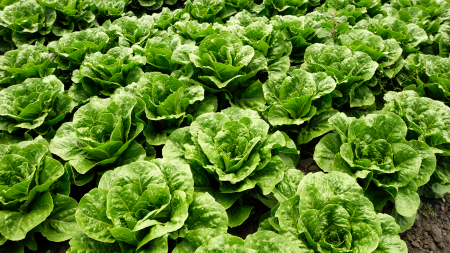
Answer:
1, 0, 450, 252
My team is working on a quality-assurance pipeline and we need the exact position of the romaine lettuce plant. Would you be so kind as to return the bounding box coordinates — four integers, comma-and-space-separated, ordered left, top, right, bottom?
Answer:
0, 137, 77, 251
136, 31, 196, 74
233, 68, 336, 131
0, 0, 56, 46
314, 112, 436, 221
101, 15, 157, 47
173, 20, 217, 43
117, 72, 215, 145
184, 0, 235, 23
260, 171, 408, 253
71, 46, 146, 96
47, 28, 110, 71
163, 107, 299, 195
383, 90, 450, 197
269, 15, 322, 63
0, 75, 76, 134
37, 0, 96, 36
72, 159, 228, 252
188, 31, 268, 92
89, 0, 129, 18
396, 53, 450, 102
300, 43, 379, 108
261, 69, 336, 127
149, 7, 186, 30
0, 43, 56, 87
49, 93, 146, 185
355, 16, 428, 53
226, 11, 292, 75
339, 29, 404, 78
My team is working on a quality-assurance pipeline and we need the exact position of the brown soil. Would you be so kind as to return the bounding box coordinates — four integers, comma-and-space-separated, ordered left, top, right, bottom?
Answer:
400, 194, 450, 253
297, 157, 322, 174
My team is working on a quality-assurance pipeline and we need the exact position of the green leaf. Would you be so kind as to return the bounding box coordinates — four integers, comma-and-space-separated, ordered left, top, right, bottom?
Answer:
68, 230, 122, 253
195, 234, 254, 253
313, 133, 342, 171
227, 205, 253, 228
76, 188, 114, 243
38, 194, 78, 242
0, 192, 53, 241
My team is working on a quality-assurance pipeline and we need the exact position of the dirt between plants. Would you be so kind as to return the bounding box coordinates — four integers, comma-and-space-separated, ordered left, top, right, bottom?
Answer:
399, 194, 450, 253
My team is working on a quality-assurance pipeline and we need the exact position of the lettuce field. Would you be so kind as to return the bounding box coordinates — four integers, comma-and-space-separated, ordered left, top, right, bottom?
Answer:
1, 0, 450, 252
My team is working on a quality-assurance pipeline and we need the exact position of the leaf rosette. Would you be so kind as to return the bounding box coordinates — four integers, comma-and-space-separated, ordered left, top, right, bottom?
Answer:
226, 11, 292, 75
188, 31, 268, 92
0, 0, 56, 46
102, 15, 158, 48
339, 29, 404, 78
261, 0, 311, 16
355, 16, 428, 53
260, 171, 408, 253
0, 75, 76, 134
118, 72, 215, 145
0, 137, 77, 251
163, 108, 299, 195
37, 0, 96, 36
48, 28, 110, 71
49, 93, 146, 185
71, 46, 146, 96
184, 0, 235, 23
72, 159, 228, 252
136, 31, 197, 74
0, 43, 57, 87
314, 112, 436, 220
89, 0, 130, 18
396, 53, 450, 102
269, 15, 322, 63
383, 90, 450, 197
262, 69, 336, 127
300, 43, 379, 108
173, 20, 217, 43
